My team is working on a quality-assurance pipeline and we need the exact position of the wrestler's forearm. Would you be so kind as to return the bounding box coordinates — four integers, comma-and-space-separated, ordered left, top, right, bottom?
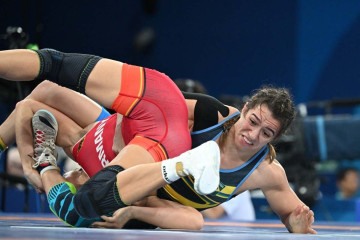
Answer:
0, 49, 39, 81
14, 100, 44, 190
130, 205, 204, 230
0, 109, 17, 149
15, 108, 36, 164
201, 205, 226, 219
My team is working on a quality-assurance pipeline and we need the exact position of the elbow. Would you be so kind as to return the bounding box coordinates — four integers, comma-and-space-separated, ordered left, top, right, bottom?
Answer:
180, 207, 204, 230
189, 210, 204, 230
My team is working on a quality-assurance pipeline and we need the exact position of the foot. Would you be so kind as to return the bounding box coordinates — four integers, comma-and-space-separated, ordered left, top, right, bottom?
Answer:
33, 147, 59, 175
179, 141, 220, 195
32, 109, 58, 161
31, 109, 58, 174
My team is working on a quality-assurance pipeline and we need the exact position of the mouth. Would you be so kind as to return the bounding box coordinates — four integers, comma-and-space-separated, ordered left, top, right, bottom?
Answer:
243, 136, 254, 145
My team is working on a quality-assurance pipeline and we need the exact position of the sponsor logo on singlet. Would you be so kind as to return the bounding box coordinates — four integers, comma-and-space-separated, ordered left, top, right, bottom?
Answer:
94, 119, 110, 167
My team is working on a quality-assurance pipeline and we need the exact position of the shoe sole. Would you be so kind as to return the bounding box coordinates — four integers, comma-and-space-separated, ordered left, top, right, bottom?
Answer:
196, 141, 220, 195
32, 109, 59, 133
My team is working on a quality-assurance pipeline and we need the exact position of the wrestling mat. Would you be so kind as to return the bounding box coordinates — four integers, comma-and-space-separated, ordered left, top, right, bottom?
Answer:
0, 213, 359, 239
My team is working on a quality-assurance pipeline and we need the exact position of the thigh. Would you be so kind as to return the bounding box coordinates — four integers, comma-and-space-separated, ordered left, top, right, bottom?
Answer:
24, 99, 84, 148
109, 144, 154, 169
29, 80, 104, 128
85, 59, 123, 109
114, 65, 191, 160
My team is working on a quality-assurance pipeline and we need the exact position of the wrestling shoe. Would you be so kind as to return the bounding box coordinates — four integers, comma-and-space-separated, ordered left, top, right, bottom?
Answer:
31, 109, 58, 172
181, 141, 220, 195
33, 147, 59, 176
176, 141, 220, 195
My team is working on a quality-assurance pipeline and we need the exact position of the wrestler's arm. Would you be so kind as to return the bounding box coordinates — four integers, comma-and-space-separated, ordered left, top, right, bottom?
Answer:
92, 196, 204, 230
261, 161, 316, 234
201, 205, 226, 219
0, 49, 121, 109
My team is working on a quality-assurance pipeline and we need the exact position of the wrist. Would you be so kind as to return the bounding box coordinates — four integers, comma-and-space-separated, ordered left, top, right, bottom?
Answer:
127, 206, 135, 220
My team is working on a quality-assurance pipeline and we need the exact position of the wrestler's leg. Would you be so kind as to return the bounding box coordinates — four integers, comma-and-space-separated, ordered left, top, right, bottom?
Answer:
29, 80, 107, 128
114, 142, 221, 203
0, 49, 123, 110
41, 168, 98, 227
0, 80, 110, 190
0, 80, 107, 149
14, 99, 84, 191
74, 141, 220, 219
24, 108, 98, 227
0, 49, 39, 81
44, 169, 99, 227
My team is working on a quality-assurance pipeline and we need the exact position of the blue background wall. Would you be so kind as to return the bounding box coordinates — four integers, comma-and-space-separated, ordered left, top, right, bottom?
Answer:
1, 0, 360, 104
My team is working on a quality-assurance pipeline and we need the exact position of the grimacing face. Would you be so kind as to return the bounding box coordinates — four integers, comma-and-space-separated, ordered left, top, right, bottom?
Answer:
235, 104, 280, 152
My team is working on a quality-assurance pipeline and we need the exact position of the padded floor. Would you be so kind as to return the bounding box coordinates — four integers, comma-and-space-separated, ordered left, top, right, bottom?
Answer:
1, 213, 360, 239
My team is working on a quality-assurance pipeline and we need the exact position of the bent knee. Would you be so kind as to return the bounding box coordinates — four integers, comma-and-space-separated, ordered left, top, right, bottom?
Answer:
29, 80, 60, 103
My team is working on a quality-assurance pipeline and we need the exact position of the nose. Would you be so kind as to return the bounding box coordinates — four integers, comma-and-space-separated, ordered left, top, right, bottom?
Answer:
248, 127, 261, 141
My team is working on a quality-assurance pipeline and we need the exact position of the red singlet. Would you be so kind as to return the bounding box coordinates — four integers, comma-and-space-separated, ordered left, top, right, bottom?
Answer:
72, 64, 191, 176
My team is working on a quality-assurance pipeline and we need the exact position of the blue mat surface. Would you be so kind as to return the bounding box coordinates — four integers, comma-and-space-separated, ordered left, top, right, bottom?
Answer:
0, 213, 360, 239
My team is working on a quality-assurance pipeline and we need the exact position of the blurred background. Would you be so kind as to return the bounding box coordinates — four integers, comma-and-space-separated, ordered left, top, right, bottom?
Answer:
1, 0, 360, 223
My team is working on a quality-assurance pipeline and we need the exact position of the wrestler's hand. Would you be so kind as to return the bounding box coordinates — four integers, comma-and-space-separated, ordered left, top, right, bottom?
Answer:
23, 166, 44, 193
288, 205, 316, 234
91, 207, 133, 229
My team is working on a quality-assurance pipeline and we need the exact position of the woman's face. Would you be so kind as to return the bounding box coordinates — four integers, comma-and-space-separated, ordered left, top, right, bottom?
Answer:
234, 104, 280, 152
63, 168, 89, 190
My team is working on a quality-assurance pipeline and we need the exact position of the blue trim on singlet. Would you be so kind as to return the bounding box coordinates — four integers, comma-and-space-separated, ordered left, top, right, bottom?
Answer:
95, 107, 111, 121
222, 146, 269, 200
191, 112, 240, 148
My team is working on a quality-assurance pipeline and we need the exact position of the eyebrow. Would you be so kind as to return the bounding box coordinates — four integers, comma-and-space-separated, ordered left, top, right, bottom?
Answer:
251, 113, 276, 136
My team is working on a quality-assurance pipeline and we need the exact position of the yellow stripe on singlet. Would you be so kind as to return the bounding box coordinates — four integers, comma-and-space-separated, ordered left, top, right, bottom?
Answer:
111, 64, 145, 116
124, 67, 145, 116
162, 184, 220, 210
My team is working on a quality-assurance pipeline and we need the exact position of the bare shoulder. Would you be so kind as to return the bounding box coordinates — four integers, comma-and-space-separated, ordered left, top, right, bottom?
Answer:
255, 159, 289, 189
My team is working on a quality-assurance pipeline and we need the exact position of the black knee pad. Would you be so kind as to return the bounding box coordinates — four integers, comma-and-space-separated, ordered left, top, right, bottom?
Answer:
74, 165, 127, 219
35, 48, 102, 94
182, 92, 230, 131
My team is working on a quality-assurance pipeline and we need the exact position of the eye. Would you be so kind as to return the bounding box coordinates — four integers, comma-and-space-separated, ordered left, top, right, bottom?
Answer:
263, 130, 273, 138
249, 118, 257, 125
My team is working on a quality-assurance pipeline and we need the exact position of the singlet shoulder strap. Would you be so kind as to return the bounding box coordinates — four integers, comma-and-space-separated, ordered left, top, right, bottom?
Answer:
222, 145, 269, 200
